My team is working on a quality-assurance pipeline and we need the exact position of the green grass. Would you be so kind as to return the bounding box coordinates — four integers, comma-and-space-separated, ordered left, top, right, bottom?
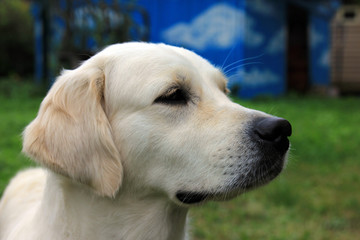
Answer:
0, 81, 359, 239
0, 79, 44, 193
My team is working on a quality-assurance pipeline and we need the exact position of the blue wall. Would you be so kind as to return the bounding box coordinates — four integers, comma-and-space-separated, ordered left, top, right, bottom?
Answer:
296, 0, 340, 86
309, 15, 332, 86
240, 0, 287, 98
32, 0, 340, 97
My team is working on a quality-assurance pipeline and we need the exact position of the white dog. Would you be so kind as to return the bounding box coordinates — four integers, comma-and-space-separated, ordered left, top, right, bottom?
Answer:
0, 42, 291, 240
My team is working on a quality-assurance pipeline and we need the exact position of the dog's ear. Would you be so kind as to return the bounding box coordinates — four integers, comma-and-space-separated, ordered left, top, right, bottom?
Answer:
22, 64, 123, 198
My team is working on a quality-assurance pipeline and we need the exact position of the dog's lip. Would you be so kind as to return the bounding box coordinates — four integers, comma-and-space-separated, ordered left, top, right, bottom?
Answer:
175, 191, 209, 204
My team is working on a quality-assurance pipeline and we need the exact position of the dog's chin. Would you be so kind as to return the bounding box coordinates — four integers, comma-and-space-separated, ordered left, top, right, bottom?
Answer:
238, 164, 283, 190
175, 156, 286, 206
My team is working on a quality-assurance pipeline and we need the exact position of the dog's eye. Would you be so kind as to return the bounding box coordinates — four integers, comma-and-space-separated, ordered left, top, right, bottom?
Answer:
154, 88, 188, 105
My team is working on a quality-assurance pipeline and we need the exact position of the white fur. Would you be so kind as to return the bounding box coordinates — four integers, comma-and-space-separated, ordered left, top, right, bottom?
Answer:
0, 42, 286, 240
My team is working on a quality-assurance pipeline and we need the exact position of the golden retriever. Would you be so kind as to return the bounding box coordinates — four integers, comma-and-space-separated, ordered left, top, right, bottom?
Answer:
0, 42, 291, 240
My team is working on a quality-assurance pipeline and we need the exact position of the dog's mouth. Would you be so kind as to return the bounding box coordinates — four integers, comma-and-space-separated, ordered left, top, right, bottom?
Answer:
175, 191, 209, 204
175, 190, 240, 205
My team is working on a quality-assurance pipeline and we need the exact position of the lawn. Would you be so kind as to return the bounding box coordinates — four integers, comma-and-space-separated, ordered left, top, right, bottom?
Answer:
0, 81, 359, 239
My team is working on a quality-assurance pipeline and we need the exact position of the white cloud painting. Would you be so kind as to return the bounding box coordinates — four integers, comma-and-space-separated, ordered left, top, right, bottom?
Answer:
266, 27, 286, 54
310, 24, 324, 48
230, 67, 280, 87
162, 3, 264, 50
247, 0, 276, 16
319, 49, 330, 67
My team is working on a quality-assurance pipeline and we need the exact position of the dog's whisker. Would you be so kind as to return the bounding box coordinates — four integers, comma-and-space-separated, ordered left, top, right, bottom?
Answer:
224, 61, 264, 76
221, 44, 237, 69
222, 53, 265, 72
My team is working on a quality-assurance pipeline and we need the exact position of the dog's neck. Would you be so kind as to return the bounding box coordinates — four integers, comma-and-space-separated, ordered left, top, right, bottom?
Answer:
36, 172, 189, 240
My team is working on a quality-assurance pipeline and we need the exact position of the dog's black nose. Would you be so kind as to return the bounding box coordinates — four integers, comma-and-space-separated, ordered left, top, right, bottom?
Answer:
254, 117, 292, 141
253, 117, 292, 151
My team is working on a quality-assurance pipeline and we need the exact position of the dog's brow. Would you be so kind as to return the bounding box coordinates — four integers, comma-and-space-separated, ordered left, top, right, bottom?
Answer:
176, 73, 186, 82
174, 72, 192, 88
156, 72, 191, 97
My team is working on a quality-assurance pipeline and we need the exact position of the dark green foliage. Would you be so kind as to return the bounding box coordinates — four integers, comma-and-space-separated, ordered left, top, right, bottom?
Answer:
0, 0, 34, 77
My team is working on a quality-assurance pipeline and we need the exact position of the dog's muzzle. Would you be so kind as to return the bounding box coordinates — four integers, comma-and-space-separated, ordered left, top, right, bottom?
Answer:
175, 117, 292, 205
233, 116, 292, 190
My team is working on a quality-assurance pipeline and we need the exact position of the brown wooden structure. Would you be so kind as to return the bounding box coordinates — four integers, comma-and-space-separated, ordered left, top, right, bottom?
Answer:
331, 5, 360, 93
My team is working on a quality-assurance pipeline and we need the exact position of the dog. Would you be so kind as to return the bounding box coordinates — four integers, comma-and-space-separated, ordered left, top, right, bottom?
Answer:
0, 42, 291, 240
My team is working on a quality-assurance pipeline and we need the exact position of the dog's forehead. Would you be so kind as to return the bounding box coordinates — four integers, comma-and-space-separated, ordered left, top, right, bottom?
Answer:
101, 43, 228, 109
103, 43, 226, 88
167, 45, 227, 89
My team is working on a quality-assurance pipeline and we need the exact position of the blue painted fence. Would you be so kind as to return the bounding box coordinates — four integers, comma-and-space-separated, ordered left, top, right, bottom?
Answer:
32, 0, 340, 98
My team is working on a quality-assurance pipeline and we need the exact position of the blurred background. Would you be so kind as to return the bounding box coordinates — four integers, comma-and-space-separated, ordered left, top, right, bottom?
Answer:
0, 0, 360, 239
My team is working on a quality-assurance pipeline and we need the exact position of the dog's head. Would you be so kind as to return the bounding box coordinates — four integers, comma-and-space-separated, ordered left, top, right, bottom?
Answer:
23, 42, 291, 205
